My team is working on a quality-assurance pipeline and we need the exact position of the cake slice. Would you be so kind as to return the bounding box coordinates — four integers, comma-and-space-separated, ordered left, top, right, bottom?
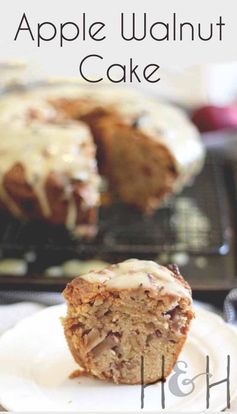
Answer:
62, 259, 194, 384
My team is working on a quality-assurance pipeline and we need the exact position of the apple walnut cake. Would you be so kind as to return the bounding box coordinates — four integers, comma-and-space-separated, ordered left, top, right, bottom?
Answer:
63, 258, 194, 384
0, 82, 204, 233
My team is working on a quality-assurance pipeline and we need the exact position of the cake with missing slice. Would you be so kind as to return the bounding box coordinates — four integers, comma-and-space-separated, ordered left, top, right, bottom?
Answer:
0, 82, 204, 234
62, 259, 194, 384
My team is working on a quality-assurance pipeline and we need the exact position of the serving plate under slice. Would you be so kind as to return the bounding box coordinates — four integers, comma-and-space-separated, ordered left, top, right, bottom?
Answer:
0, 304, 236, 412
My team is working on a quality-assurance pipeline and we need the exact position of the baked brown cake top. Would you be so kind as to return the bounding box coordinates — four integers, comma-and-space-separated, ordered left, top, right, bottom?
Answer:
63, 258, 192, 304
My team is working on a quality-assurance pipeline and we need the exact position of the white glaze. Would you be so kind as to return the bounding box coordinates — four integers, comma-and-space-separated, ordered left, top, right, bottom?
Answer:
0, 259, 27, 276
80, 259, 191, 298
0, 93, 100, 228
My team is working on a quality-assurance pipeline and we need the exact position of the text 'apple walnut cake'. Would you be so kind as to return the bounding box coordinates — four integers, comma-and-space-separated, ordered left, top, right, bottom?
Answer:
0, 82, 204, 234
63, 259, 194, 384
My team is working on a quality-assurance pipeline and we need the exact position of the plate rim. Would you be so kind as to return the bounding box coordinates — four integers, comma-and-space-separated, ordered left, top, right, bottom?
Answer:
0, 303, 237, 412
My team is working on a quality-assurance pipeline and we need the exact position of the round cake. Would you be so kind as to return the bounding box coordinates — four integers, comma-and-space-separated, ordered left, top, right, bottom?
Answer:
63, 258, 194, 384
0, 82, 205, 233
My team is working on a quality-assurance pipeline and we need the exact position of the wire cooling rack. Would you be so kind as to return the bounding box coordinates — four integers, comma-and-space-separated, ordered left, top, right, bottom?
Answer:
0, 155, 233, 289
0, 155, 230, 256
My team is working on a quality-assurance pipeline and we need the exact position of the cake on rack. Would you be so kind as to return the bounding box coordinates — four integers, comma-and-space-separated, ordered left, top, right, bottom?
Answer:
63, 258, 194, 384
0, 82, 204, 233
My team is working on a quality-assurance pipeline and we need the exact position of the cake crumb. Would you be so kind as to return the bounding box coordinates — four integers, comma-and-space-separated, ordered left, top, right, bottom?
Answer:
69, 369, 89, 379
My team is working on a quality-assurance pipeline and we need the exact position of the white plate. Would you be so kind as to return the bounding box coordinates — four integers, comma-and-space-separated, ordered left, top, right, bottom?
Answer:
0, 304, 237, 412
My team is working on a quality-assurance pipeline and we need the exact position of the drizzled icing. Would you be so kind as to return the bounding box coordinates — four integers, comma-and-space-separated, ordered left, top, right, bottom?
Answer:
0, 81, 204, 228
0, 93, 100, 228
28, 81, 204, 182
80, 258, 191, 298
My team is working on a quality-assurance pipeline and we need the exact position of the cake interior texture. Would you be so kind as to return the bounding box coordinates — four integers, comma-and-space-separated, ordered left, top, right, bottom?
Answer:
89, 117, 178, 211
51, 99, 179, 212
63, 259, 194, 384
